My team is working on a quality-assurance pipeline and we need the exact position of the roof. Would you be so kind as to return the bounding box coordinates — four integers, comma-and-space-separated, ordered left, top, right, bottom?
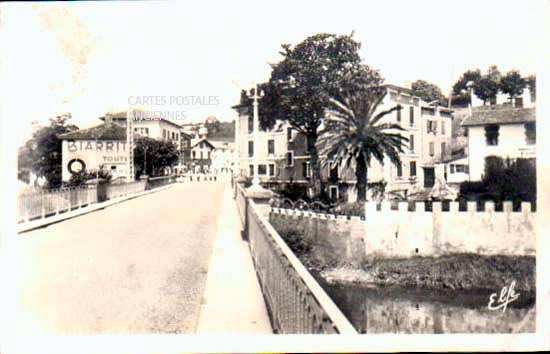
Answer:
58, 123, 128, 140
209, 140, 235, 150
461, 107, 535, 127
190, 138, 216, 149
100, 111, 183, 129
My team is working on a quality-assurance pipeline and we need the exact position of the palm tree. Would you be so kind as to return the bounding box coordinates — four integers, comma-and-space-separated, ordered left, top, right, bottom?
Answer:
317, 65, 408, 201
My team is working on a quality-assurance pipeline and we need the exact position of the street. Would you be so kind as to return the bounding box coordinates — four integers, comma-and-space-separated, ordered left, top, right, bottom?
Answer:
13, 182, 226, 335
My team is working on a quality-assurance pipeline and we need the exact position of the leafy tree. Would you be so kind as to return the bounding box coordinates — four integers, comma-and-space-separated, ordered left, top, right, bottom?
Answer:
258, 33, 363, 196
134, 136, 179, 177
525, 75, 536, 101
499, 70, 526, 101
451, 69, 482, 106
18, 113, 79, 188
411, 80, 447, 105
474, 65, 501, 105
317, 64, 408, 201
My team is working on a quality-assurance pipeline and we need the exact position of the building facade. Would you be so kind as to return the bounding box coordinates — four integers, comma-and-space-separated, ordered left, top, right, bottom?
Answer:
461, 106, 536, 181
58, 116, 132, 182
233, 83, 454, 200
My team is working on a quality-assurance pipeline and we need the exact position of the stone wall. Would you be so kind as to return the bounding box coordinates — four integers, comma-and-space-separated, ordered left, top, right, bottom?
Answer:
269, 209, 366, 266
269, 200, 535, 262
365, 201, 536, 258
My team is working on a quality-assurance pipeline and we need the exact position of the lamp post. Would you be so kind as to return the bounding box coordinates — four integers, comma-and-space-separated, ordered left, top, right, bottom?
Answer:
245, 83, 272, 200
143, 146, 148, 176
249, 83, 263, 187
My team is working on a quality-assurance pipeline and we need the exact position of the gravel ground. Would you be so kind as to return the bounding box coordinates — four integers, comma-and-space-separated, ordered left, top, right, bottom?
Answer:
13, 181, 225, 335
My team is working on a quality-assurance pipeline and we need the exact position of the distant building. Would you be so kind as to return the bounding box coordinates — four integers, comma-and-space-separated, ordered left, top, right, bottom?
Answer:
99, 111, 183, 149
210, 140, 235, 172
461, 106, 536, 181
58, 115, 133, 182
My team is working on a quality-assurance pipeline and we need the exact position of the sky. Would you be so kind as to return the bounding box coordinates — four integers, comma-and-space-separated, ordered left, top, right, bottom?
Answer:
0, 0, 545, 145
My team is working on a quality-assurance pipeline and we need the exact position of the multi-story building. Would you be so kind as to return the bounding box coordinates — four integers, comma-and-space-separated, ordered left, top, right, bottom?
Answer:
100, 111, 183, 148
233, 83, 454, 201
461, 105, 536, 181
459, 86, 536, 182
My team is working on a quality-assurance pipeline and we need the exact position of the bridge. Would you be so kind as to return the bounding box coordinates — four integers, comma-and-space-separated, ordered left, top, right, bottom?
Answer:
11, 178, 356, 335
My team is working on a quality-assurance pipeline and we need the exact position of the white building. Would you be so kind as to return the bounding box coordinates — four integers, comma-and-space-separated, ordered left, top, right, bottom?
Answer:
461, 106, 536, 181
233, 83, 455, 199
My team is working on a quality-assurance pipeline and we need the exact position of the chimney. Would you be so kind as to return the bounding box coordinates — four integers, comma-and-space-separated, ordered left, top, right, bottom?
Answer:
105, 113, 113, 128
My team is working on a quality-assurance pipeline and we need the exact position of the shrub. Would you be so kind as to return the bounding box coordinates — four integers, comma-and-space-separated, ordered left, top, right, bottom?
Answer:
333, 202, 365, 217
459, 156, 536, 210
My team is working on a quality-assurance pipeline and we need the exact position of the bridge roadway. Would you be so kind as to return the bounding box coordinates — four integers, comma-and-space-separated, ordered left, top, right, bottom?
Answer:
13, 182, 226, 334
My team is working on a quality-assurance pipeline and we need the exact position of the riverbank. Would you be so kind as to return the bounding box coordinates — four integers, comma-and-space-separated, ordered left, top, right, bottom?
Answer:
319, 254, 535, 293
286, 238, 536, 293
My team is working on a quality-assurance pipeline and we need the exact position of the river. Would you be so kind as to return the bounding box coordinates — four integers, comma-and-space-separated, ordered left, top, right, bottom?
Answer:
322, 282, 536, 334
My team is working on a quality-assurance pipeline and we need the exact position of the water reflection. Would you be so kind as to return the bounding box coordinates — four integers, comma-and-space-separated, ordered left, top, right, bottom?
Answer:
323, 283, 535, 334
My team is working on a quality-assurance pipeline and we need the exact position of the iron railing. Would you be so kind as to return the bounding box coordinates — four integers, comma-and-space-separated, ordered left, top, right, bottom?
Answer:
147, 175, 176, 190
105, 180, 147, 200
236, 184, 357, 334
17, 185, 98, 223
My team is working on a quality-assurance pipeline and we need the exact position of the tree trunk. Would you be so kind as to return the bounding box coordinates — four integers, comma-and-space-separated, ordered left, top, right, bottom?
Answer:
356, 155, 367, 202
307, 132, 323, 198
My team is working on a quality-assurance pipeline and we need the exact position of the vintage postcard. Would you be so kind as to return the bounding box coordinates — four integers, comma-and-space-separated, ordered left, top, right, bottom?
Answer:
1, 0, 549, 352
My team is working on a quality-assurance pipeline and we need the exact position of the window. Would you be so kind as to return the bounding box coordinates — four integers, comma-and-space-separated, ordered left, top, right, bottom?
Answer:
525, 122, 536, 145
249, 164, 254, 176
145, 128, 149, 135
409, 134, 414, 152
410, 161, 416, 177
441, 121, 446, 135
302, 161, 310, 178
396, 162, 403, 178
441, 142, 446, 159
258, 164, 267, 175
450, 164, 455, 173
329, 162, 339, 179
269, 164, 275, 177
429, 142, 435, 156
287, 127, 293, 141
427, 120, 438, 134
207, 151, 211, 159
515, 97, 524, 108
268, 139, 275, 154
248, 141, 254, 157
200, 151, 203, 159
248, 115, 253, 134
485, 125, 499, 146
286, 151, 294, 166
192, 151, 196, 159
305, 136, 310, 152
134, 128, 138, 132
329, 185, 339, 200
456, 164, 466, 173
397, 107, 401, 122
409, 106, 414, 126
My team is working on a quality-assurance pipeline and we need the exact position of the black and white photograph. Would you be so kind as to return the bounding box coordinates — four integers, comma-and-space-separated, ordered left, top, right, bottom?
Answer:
1, 0, 548, 352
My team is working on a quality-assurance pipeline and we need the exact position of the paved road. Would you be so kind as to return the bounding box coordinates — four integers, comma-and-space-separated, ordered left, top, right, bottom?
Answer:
13, 182, 226, 335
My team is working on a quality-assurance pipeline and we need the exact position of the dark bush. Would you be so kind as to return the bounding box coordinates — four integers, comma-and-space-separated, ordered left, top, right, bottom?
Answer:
459, 156, 536, 211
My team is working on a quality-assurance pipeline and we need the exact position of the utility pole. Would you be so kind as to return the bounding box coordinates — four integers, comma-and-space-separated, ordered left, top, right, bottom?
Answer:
126, 108, 135, 182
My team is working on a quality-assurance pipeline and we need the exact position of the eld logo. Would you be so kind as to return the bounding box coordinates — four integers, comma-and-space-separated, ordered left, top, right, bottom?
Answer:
488, 280, 520, 313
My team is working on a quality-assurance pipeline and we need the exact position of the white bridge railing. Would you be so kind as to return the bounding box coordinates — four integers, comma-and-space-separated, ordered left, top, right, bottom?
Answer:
17, 180, 149, 224
235, 183, 357, 334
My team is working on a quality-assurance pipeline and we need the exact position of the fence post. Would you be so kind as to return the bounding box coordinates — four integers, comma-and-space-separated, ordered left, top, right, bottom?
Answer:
56, 191, 60, 215
41, 192, 45, 219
